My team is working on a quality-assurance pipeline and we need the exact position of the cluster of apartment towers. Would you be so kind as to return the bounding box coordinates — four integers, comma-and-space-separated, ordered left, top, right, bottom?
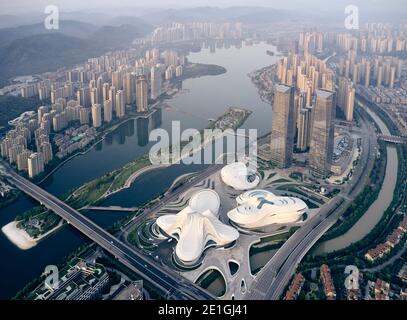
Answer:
1, 49, 185, 178
270, 50, 341, 178
271, 26, 406, 178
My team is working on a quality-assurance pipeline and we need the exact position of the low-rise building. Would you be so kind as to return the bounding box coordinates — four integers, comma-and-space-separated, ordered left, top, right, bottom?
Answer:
320, 264, 336, 300
35, 260, 110, 300
365, 215, 407, 262
285, 273, 305, 300
397, 264, 407, 282
365, 243, 392, 262
112, 281, 143, 300
374, 279, 390, 300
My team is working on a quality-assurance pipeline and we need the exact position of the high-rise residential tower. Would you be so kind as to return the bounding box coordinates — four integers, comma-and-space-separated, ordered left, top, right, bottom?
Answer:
102, 83, 110, 102
79, 107, 89, 125
309, 89, 336, 178
28, 152, 44, 178
270, 84, 295, 168
115, 90, 125, 118
90, 87, 99, 106
297, 105, 314, 152
77, 87, 90, 108
109, 86, 117, 114
40, 142, 53, 165
338, 77, 355, 122
103, 99, 113, 123
91, 104, 102, 128
136, 75, 148, 113
124, 73, 136, 105
151, 65, 162, 100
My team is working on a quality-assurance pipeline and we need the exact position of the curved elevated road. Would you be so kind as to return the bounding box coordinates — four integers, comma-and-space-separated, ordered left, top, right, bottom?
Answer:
246, 106, 378, 300
5, 169, 215, 300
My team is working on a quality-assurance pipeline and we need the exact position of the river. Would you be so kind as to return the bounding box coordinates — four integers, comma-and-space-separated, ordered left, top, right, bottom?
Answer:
314, 106, 399, 254
0, 41, 278, 298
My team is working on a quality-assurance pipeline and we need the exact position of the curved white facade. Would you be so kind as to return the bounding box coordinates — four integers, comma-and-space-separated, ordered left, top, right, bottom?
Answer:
220, 162, 260, 191
156, 189, 239, 264
227, 189, 308, 229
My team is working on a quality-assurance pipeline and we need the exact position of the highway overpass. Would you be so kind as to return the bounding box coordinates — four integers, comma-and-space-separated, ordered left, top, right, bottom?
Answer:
246, 106, 378, 300
83, 205, 138, 212
5, 169, 215, 300
377, 134, 407, 144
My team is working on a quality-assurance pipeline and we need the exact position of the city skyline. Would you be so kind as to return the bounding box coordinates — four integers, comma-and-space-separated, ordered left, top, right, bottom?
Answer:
0, 0, 406, 307
1, 0, 406, 13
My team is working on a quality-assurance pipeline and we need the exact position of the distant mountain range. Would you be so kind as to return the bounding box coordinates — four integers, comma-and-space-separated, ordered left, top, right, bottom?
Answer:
0, 34, 100, 82
0, 6, 296, 85
0, 18, 153, 85
0, 20, 99, 48
0, 17, 153, 48
141, 6, 292, 24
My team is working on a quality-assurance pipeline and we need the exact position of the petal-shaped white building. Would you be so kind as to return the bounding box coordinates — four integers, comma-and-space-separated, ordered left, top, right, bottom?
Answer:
156, 189, 239, 264
220, 162, 260, 191
227, 189, 308, 229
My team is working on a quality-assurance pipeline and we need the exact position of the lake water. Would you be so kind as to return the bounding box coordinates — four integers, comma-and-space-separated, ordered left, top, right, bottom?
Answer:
0, 41, 278, 298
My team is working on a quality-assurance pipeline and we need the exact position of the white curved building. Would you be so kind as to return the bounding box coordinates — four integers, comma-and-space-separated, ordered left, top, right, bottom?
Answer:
156, 189, 239, 264
220, 162, 260, 191
227, 189, 308, 229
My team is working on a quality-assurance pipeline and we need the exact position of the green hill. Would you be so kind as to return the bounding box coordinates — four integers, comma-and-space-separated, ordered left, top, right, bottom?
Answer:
0, 19, 153, 85
0, 34, 103, 84
0, 95, 41, 131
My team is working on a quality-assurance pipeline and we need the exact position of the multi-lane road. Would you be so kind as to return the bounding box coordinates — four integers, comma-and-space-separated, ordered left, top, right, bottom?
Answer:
119, 164, 224, 236
5, 169, 215, 300
246, 106, 379, 300
2, 105, 384, 301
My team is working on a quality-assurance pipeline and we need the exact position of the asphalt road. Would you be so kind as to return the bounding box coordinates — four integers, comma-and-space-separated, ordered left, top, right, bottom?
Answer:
120, 164, 224, 236
246, 106, 378, 300
3, 108, 380, 300
6, 169, 215, 300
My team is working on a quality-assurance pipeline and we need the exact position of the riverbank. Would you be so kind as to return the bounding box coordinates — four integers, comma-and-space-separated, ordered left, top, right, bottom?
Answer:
0, 41, 279, 299
3, 61, 225, 189
6, 106, 252, 245
299, 98, 406, 275
1, 220, 64, 250
249, 64, 278, 105
0, 60, 226, 214
0, 189, 20, 210
314, 104, 398, 253
5, 156, 151, 246
2, 221, 36, 250
34, 114, 145, 185
181, 63, 226, 80
149, 107, 252, 165
102, 162, 169, 198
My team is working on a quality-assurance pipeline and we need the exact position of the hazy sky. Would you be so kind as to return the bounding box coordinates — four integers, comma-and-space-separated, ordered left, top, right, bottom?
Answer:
1, 0, 405, 15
